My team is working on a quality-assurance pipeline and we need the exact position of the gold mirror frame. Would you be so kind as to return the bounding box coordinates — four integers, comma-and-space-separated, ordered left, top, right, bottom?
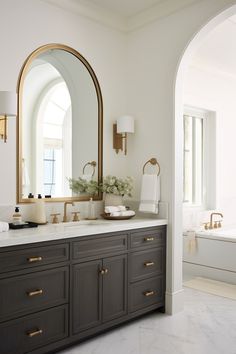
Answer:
17, 43, 103, 203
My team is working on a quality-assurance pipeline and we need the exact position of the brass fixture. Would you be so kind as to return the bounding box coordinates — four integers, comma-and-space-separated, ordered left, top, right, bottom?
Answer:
144, 261, 155, 267
82, 161, 97, 176
144, 237, 154, 242
113, 116, 134, 155
144, 290, 155, 297
143, 158, 160, 176
63, 201, 75, 222
27, 256, 43, 263
209, 212, 223, 229
99, 268, 108, 275
71, 211, 80, 222
27, 329, 43, 338
50, 213, 60, 224
0, 91, 17, 143
0, 116, 7, 142
27, 289, 43, 297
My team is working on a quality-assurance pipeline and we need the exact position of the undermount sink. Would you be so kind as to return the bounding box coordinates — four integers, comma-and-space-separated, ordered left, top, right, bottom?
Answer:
63, 220, 108, 227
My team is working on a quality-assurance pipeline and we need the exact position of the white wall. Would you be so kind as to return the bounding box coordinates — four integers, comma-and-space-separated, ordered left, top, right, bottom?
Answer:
0, 0, 128, 206
183, 24, 236, 227
125, 0, 236, 313
0, 0, 236, 314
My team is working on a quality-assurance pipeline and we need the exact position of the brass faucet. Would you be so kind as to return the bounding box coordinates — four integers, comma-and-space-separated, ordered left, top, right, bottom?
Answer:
63, 201, 75, 222
208, 212, 223, 229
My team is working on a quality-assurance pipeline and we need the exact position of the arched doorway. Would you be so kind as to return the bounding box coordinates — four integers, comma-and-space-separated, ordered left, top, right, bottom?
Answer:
174, 4, 236, 302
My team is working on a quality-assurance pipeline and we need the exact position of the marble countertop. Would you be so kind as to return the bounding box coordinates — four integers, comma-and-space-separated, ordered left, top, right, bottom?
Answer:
0, 217, 167, 248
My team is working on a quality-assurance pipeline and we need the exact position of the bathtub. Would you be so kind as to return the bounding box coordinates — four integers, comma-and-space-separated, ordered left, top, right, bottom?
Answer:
183, 227, 236, 284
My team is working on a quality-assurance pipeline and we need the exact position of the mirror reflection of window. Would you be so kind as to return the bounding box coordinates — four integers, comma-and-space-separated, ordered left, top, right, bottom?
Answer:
36, 82, 72, 197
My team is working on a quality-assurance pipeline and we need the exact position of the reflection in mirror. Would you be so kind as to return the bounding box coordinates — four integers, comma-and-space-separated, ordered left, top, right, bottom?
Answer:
18, 44, 103, 202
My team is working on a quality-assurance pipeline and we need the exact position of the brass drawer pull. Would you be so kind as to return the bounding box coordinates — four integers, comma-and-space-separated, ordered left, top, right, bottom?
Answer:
27, 289, 43, 297
144, 237, 154, 242
27, 256, 43, 263
144, 290, 155, 297
144, 261, 155, 267
27, 329, 43, 338
99, 268, 108, 275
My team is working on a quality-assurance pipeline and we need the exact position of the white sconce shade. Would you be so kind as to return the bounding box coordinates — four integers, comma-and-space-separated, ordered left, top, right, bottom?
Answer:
0, 91, 17, 116
113, 115, 135, 155
0, 91, 17, 142
117, 115, 134, 134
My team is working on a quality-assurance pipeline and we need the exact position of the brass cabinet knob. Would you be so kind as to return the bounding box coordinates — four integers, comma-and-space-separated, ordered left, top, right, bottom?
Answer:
99, 268, 108, 275
144, 237, 154, 242
144, 261, 155, 267
27, 289, 43, 297
143, 290, 155, 297
27, 256, 43, 263
27, 329, 43, 338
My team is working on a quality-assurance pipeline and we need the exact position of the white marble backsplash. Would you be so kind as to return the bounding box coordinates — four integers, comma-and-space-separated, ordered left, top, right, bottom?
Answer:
0, 199, 168, 224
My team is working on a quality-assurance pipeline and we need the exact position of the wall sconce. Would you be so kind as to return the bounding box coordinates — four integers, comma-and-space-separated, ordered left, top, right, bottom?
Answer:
0, 91, 17, 143
113, 115, 134, 155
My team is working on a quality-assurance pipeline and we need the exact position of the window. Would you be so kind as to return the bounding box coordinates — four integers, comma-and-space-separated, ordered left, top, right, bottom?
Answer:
36, 81, 72, 197
183, 107, 216, 208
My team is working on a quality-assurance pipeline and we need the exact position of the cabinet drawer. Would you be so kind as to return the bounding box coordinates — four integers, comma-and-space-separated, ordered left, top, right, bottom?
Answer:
0, 243, 69, 273
130, 227, 165, 249
0, 305, 68, 354
130, 248, 164, 282
73, 234, 127, 259
130, 276, 164, 313
0, 267, 68, 322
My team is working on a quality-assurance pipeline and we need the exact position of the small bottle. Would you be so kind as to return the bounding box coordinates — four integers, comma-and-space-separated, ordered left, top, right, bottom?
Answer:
12, 207, 22, 225
88, 197, 95, 220
34, 194, 47, 224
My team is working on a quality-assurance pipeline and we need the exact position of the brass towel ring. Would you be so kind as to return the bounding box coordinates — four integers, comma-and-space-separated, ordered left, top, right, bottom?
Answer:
82, 161, 97, 177
142, 158, 160, 176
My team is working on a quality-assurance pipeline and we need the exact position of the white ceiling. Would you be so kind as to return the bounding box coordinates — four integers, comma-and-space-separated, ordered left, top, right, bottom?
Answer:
44, 0, 199, 32
190, 15, 236, 78
83, 0, 163, 17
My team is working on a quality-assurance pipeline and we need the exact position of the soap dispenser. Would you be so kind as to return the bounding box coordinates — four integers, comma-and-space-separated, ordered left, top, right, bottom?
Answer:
34, 194, 47, 224
12, 207, 22, 225
87, 197, 96, 220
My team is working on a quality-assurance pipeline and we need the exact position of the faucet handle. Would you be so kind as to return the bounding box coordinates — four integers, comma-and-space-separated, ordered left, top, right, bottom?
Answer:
203, 222, 209, 230
71, 211, 80, 222
50, 213, 60, 224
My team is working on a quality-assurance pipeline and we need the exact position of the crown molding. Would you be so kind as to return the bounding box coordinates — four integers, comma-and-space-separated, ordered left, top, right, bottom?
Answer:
128, 0, 200, 32
42, 0, 201, 33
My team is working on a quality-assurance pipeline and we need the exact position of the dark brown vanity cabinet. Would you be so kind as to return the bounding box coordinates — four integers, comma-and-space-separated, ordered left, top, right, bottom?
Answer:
0, 225, 166, 354
73, 254, 127, 334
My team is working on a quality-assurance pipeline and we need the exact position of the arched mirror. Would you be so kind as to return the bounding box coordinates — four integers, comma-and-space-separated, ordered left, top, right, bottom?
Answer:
17, 44, 103, 203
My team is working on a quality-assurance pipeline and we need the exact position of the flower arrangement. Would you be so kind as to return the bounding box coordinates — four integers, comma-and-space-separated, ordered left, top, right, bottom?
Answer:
68, 177, 99, 196
101, 175, 133, 197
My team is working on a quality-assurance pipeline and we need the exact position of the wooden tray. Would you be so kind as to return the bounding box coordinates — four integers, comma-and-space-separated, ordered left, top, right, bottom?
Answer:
101, 213, 135, 220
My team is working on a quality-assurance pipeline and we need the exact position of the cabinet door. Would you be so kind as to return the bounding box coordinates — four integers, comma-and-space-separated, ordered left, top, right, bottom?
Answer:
102, 254, 127, 323
73, 260, 102, 334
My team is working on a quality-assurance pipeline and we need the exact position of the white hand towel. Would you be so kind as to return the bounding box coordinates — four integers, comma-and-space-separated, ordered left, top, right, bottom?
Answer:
0, 222, 9, 232
186, 230, 197, 254
110, 210, 135, 217
105, 205, 126, 214
139, 174, 160, 214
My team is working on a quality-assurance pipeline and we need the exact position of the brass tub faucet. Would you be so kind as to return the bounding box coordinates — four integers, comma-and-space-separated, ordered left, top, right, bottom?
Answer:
209, 212, 223, 229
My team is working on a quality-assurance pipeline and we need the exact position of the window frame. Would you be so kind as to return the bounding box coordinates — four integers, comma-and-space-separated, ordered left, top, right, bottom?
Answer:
183, 106, 216, 209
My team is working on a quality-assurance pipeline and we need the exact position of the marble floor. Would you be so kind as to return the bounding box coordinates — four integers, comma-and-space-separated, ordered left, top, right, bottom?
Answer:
60, 288, 236, 354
